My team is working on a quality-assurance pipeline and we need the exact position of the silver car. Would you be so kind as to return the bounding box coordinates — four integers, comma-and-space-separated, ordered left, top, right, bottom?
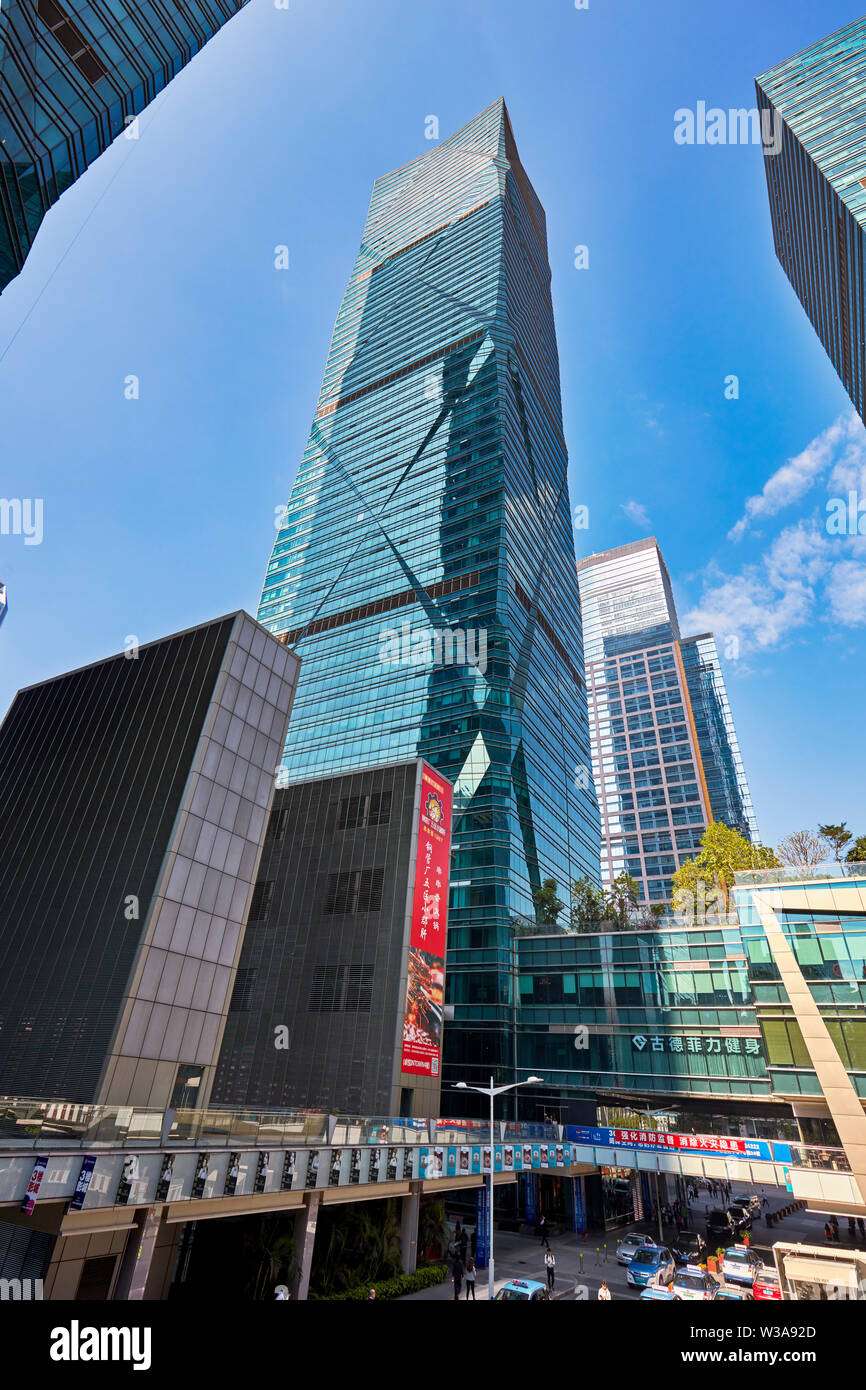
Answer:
616, 1232, 647, 1264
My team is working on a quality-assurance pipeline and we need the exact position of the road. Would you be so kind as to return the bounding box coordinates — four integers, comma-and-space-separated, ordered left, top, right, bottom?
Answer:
400, 1183, 855, 1300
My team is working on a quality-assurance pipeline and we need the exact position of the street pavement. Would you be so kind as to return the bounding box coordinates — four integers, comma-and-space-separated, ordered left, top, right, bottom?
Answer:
400, 1183, 858, 1300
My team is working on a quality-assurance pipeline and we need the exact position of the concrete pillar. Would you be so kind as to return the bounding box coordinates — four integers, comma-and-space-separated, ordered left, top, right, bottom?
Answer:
293, 1191, 321, 1301
400, 1184, 421, 1274
113, 1205, 163, 1301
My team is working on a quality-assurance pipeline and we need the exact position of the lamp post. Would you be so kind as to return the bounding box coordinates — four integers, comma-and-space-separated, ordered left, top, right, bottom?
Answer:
453, 1075, 544, 1301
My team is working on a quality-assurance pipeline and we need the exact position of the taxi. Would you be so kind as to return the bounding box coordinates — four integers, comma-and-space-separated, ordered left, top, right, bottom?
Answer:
626, 1243, 676, 1290
640, 1283, 677, 1301
716, 1286, 755, 1301
752, 1267, 782, 1300
669, 1265, 720, 1301
720, 1244, 765, 1286
494, 1278, 551, 1301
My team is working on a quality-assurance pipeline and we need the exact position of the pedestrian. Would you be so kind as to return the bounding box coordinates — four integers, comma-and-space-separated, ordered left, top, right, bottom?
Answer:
538, 1213, 547, 1244
544, 1247, 556, 1291
451, 1255, 464, 1300
598, 1280, 611, 1300
830, 1215, 840, 1243
464, 1256, 476, 1300
762, 1195, 769, 1209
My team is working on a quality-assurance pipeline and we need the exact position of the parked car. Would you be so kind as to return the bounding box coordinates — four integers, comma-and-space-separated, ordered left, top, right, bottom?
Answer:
672, 1230, 708, 1265
753, 1267, 782, 1301
616, 1232, 649, 1264
707, 1209, 736, 1242
627, 1244, 676, 1290
669, 1266, 720, 1301
495, 1279, 551, 1301
640, 1283, 677, 1301
727, 1203, 753, 1230
720, 1244, 765, 1286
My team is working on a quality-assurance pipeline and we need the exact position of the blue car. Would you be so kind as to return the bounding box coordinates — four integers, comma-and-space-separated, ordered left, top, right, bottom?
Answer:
640, 1284, 677, 1301
626, 1244, 676, 1290
495, 1278, 551, 1301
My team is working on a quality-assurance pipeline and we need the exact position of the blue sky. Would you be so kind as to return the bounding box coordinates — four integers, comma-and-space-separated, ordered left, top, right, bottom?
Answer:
1, 0, 864, 850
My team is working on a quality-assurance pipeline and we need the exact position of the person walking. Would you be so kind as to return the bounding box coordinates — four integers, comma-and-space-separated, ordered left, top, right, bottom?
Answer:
464, 1256, 476, 1300
598, 1280, 611, 1300
451, 1255, 464, 1300
544, 1247, 556, 1291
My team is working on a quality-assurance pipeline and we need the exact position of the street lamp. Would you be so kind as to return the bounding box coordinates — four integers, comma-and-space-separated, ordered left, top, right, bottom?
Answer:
453, 1075, 544, 1301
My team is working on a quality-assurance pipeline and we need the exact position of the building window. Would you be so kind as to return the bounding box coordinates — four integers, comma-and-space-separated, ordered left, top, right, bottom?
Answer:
325, 868, 384, 914
266, 807, 290, 842
309, 964, 374, 1012
229, 969, 256, 1012
248, 879, 274, 922
37, 0, 109, 85
336, 791, 391, 830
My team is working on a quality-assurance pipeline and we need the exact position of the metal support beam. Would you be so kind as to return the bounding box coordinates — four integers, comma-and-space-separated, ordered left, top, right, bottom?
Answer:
293, 1191, 321, 1301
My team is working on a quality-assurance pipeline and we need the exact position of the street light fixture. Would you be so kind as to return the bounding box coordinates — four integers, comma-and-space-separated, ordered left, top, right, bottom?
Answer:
453, 1075, 544, 1301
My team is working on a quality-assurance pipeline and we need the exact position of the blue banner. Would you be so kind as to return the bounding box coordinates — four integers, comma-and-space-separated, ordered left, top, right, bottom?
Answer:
476, 1184, 489, 1267
524, 1172, 536, 1226
565, 1125, 773, 1161
69, 1155, 97, 1212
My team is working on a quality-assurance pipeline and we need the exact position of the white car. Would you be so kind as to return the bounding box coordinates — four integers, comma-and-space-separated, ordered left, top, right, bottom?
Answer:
721, 1244, 764, 1286
616, 1232, 648, 1264
669, 1266, 720, 1301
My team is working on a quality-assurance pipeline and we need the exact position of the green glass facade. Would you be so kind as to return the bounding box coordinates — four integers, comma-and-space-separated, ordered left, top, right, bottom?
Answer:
516, 924, 770, 1111
257, 101, 600, 1098
735, 876, 866, 1104
0, 0, 250, 290
756, 16, 866, 423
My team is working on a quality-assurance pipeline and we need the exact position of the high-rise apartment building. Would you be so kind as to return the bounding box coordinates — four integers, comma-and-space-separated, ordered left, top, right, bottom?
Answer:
257, 100, 600, 1099
756, 17, 866, 423
0, 0, 251, 290
577, 538, 756, 907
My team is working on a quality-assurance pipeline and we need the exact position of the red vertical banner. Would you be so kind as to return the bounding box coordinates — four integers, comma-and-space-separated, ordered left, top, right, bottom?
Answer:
401, 763, 452, 1079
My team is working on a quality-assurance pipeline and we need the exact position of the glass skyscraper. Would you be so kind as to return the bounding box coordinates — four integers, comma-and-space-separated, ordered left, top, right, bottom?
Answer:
0, 0, 250, 290
756, 17, 866, 423
577, 538, 757, 908
258, 100, 600, 1097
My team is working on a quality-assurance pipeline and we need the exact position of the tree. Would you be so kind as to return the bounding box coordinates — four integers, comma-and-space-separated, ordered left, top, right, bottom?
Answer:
846, 835, 866, 864
672, 822, 781, 917
532, 878, 565, 927
569, 875, 607, 930
604, 871, 640, 928
777, 829, 830, 870
818, 822, 852, 866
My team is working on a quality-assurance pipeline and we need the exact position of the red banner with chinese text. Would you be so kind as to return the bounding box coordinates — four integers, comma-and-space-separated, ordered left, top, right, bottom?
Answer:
401, 764, 452, 1078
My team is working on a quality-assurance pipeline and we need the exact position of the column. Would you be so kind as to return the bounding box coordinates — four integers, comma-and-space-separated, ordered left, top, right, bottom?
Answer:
293, 1191, 321, 1301
400, 1184, 421, 1274
113, 1205, 163, 1301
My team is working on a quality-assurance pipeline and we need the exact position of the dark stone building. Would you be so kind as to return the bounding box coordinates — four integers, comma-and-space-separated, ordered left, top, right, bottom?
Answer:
212, 759, 450, 1119
0, 611, 298, 1108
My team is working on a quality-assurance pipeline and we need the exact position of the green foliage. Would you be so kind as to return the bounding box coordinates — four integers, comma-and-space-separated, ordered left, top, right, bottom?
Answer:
672, 822, 780, 909
533, 878, 565, 925
240, 1215, 297, 1300
604, 871, 640, 928
846, 835, 866, 864
310, 1264, 448, 1301
819, 822, 853, 865
418, 1200, 450, 1262
570, 875, 606, 928
311, 1197, 403, 1297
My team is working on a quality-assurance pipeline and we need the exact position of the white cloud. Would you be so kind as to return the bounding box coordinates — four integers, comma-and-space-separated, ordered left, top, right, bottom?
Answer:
728, 410, 866, 541
620, 499, 651, 528
681, 521, 866, 654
